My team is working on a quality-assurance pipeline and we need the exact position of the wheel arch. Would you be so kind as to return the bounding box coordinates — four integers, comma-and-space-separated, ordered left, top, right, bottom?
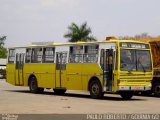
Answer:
28, 74, 37, 86
152, 77, 160, 84
152, 77, 160, 89
88, 76, 102, 91
152, 77, 160, 97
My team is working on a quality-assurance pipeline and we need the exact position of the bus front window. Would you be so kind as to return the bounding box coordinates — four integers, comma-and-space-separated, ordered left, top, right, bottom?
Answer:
120, 50, 136, 71
120, 49, 152, 72
137, 50, 152, 72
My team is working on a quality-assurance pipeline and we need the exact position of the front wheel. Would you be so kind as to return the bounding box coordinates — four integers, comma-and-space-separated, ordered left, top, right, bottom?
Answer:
29, 77, 44, 93
89, 80, 104, 99
119, 91, 134, 100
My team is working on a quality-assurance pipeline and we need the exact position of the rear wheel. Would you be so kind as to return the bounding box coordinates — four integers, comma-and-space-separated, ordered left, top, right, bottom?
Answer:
29, 77, 44, 93
89, 80, 104, 99
53, 89, 66, 95
119, 91, 133, 100
153, 82, 160, 97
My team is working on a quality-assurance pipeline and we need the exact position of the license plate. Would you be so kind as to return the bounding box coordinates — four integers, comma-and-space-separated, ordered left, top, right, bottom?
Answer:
135, 86, 141, 90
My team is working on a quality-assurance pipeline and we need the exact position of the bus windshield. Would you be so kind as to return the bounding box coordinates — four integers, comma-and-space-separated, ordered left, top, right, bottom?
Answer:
120, 49, 152, 72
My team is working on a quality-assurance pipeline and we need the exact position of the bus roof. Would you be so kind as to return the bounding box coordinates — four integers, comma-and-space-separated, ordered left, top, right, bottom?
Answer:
8, 39, 149, 49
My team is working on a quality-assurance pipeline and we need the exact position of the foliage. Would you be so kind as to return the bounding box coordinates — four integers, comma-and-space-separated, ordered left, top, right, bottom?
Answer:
0, 36, 6, 47
64, 22, 97, 42
0, 36, 7, 58
0, 47, 7, 58
118, 33, 151, 40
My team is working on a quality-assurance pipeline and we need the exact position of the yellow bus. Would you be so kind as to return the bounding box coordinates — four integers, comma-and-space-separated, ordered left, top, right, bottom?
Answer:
6, 38, 153, 100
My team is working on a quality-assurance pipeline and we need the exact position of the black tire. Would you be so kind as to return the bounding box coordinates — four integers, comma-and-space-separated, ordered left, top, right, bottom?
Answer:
119, 91, 133, 100
153, 82, 160, 97
37, 88, 45, 93
29, 77, 44, 93
53, 89, 66, 95
141, 91, 152, 96
89, 80, 104, 99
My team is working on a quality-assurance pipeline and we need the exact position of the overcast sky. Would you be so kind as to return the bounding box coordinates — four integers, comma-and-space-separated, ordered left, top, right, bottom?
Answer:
0, 0, 160, 47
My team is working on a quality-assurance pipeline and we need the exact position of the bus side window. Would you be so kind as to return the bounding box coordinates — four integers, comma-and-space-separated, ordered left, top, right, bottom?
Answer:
31, 48, 42, 63
8, 49, 15, 63
43, 47, 55, 63
69, 46, 83, 63
84, 45, 99, 63
25, 48, 31, 63
62, 52, 67, 64
69, 46, 74, 63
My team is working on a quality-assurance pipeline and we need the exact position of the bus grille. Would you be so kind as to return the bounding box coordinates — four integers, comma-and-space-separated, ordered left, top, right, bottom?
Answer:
120, 74, 153, 82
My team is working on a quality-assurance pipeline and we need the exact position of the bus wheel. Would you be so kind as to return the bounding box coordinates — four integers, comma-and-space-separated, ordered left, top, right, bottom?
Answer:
153, 82, 160, 97
29, 77, 44, 93
119, 91, 133, 100
89, 80, 104, 99
141, 91, 152, 96
53, 89, 66, 95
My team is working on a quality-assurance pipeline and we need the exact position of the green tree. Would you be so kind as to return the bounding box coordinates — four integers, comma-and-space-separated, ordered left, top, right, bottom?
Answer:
0, 36, 7, 58
119, 33, 151, 40
64, 22, 97, 42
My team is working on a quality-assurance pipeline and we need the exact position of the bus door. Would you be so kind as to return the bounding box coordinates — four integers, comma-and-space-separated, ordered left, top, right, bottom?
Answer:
15, 53, 24, 85
55, 52, 67, 88
101, 49, 114, 91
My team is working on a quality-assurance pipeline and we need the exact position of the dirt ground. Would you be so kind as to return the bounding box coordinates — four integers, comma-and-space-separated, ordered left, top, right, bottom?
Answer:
0, 79, 160, 114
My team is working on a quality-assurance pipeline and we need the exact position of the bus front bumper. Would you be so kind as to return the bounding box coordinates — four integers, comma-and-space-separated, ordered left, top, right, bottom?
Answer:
118, 86, 151, 91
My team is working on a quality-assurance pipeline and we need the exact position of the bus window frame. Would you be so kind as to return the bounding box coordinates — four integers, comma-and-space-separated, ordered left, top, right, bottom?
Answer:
42, 47, 55, 63
31, 48, 43, 63
8, 49, 15, 64
69, 45, 84, 63
69, 44, 99, 63
25, 48, 32, 63
120, 48, 152, 72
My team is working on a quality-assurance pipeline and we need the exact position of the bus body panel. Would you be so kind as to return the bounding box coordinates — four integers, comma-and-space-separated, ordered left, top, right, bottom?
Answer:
81, 63, 103, 91
55, 68, 67, 88
15, 68, 23, 85
6, 64, 16, 85
113, 70, 119, 92
66, 64, 83, 90
66, 63, 103, 91
23, 64, 56, 88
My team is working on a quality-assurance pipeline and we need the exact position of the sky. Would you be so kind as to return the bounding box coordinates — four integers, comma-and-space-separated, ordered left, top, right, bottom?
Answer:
0, 0, 160, 47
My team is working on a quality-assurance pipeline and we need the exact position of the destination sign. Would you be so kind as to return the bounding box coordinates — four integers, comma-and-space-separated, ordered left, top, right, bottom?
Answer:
120, 42, 149, 49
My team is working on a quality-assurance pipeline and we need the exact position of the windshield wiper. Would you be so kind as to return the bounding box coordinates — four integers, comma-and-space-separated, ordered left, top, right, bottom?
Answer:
128, 65, 135, 73
138, 60, 146, 73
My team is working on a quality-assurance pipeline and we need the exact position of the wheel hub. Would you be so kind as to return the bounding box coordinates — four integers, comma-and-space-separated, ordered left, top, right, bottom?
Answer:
31, 81, 36, 90
92, 84, 99, 95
